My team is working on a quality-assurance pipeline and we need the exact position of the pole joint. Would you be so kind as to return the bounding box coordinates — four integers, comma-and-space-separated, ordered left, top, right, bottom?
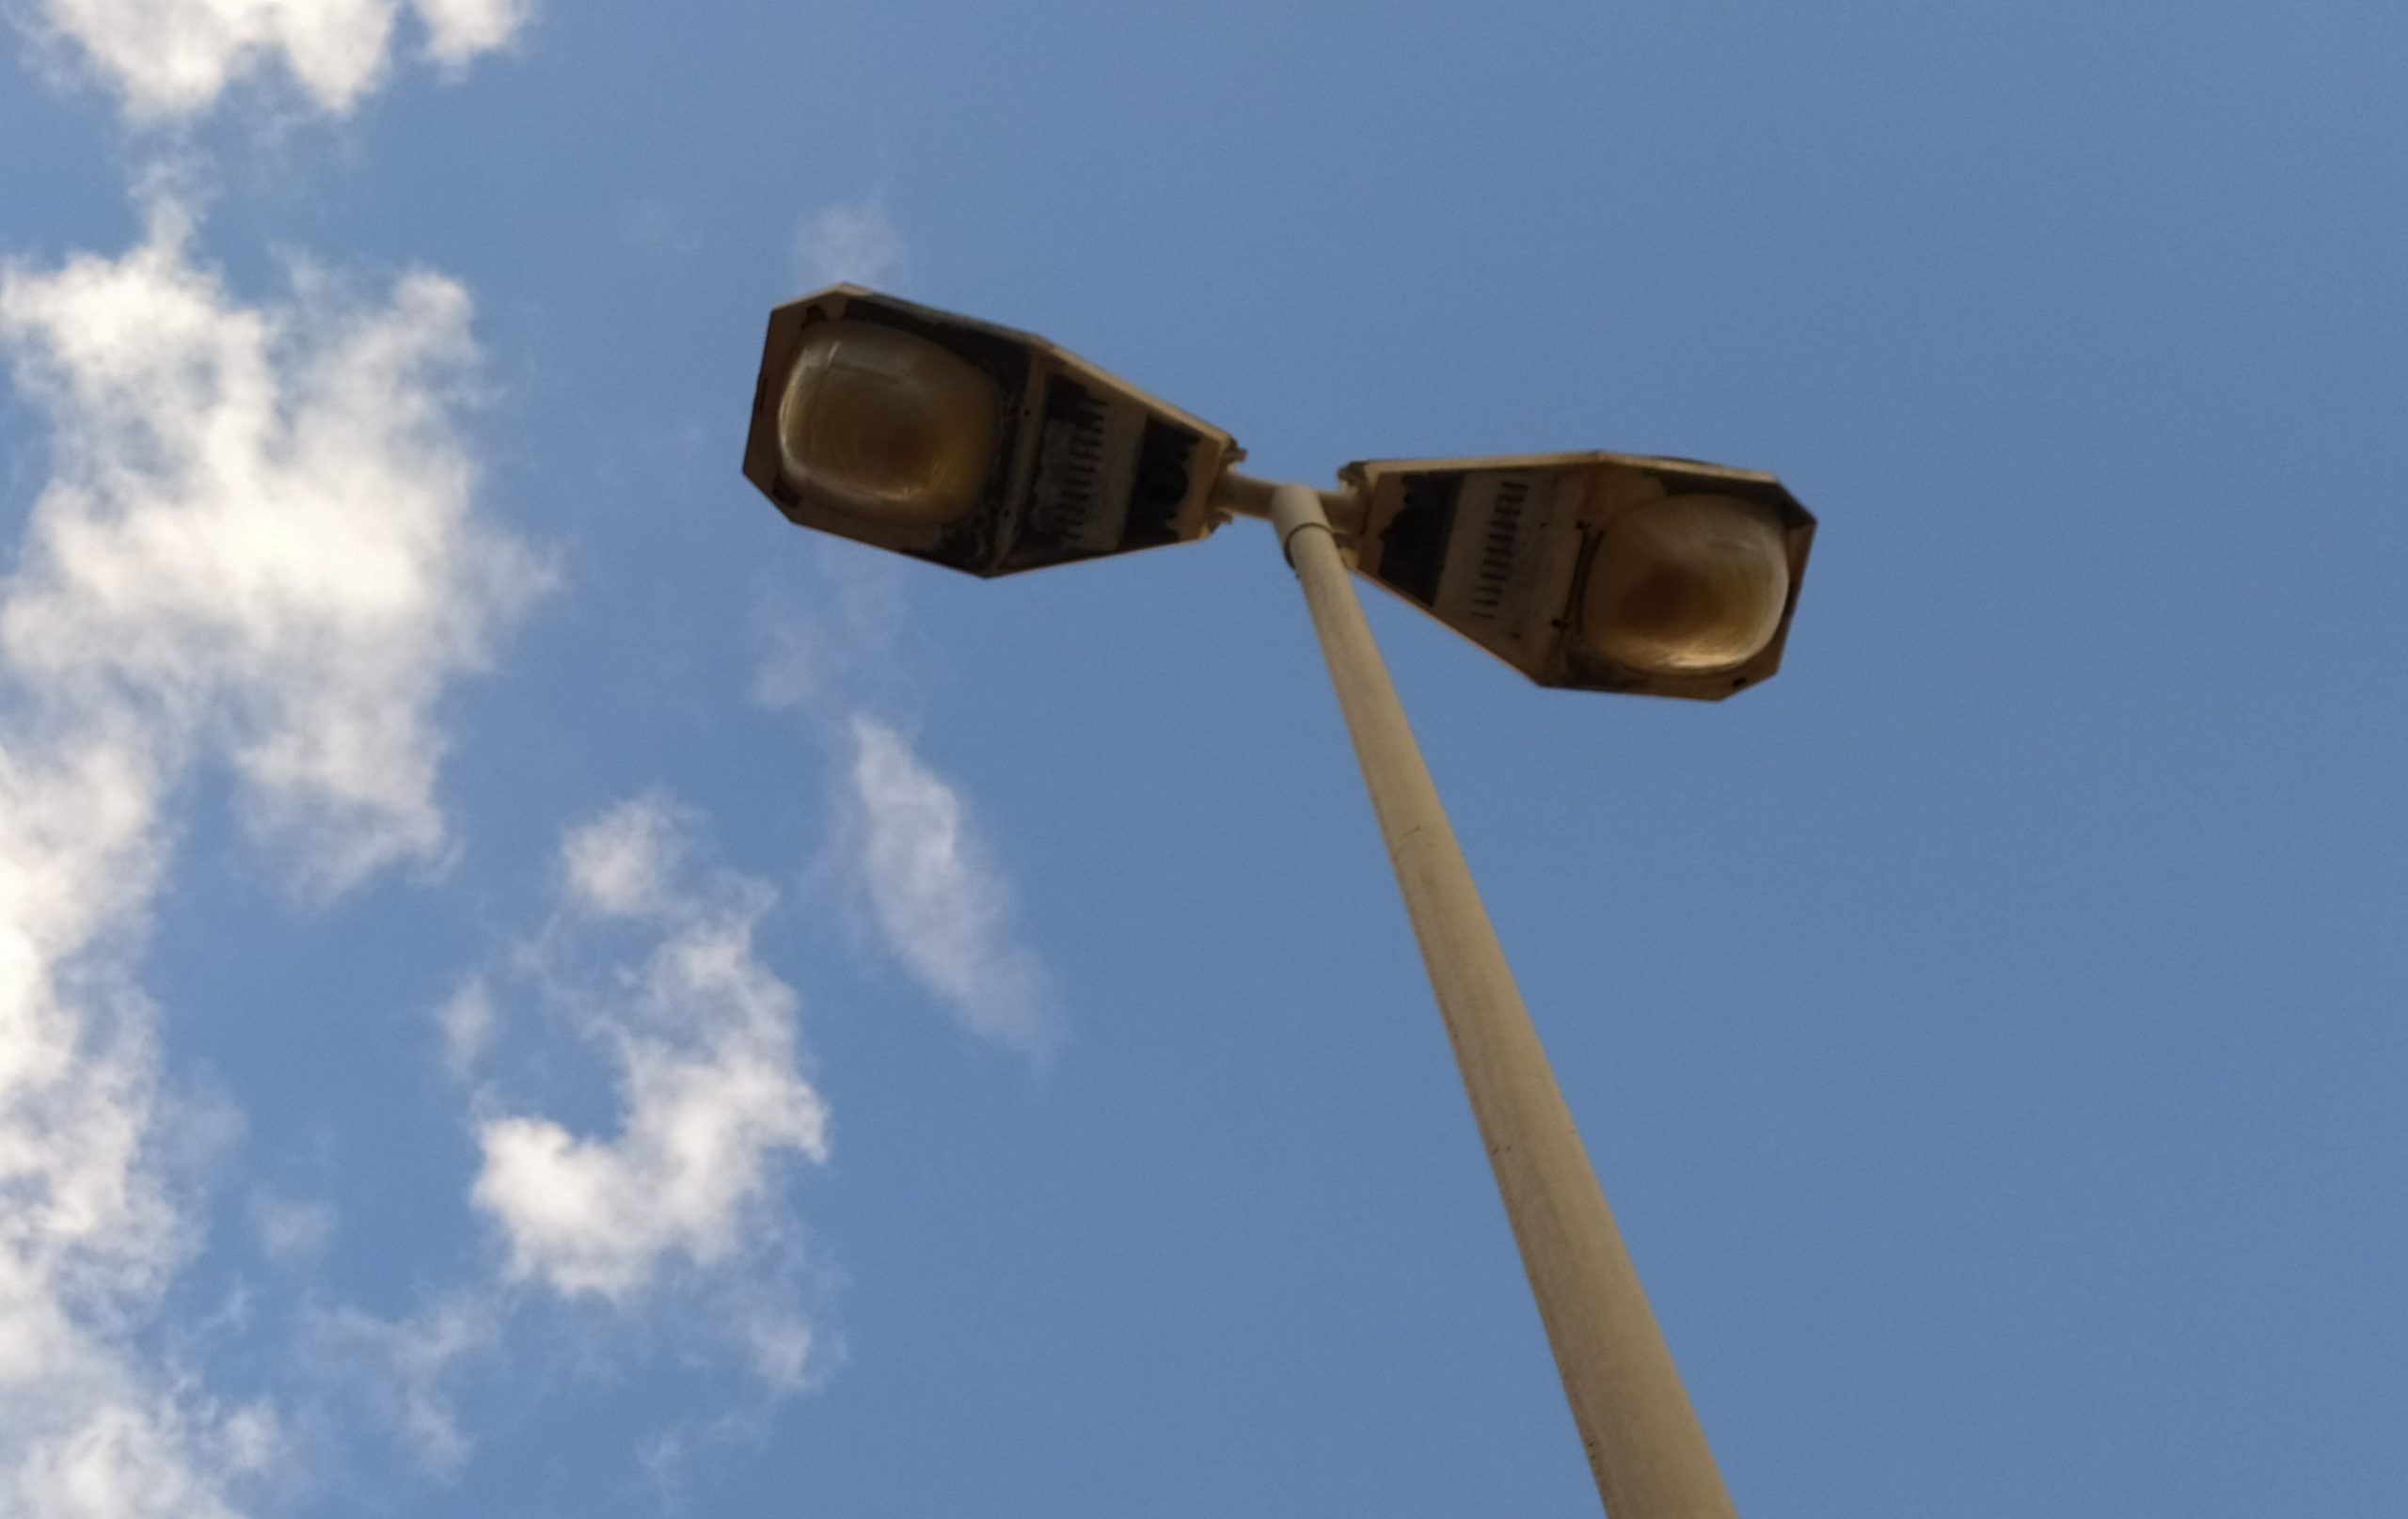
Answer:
1267, 481, 1342, 570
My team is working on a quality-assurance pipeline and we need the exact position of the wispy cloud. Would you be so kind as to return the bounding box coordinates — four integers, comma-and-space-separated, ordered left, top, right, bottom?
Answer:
467, 798, 830, 1305
432, 976, 496, 1079
246, 1190, 334, 1264
792, 191, 906, 290
14, 0, 533, 121
749, 549, 914, 716
304, 1295, 494, 1480
847, 717, 1057, 1057
0, 204, 535, 1513
750, 536, 1061, 1058
619, 198, 701, 258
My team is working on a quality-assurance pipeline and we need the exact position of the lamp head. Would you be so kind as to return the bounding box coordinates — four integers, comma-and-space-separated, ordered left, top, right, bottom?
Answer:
743, 287, 1240, 577
1340, 451, 1814, 699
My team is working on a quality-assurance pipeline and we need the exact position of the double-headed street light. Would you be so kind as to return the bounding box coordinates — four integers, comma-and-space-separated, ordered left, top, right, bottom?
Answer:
743, 285, 1815, 1519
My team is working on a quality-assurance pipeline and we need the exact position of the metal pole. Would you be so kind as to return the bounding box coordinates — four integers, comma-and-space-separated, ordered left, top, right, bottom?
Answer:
1266, 482, 1736, 1519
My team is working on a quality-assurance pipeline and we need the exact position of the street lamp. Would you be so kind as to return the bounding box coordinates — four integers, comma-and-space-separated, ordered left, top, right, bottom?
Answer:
742, 285, 1815, 1519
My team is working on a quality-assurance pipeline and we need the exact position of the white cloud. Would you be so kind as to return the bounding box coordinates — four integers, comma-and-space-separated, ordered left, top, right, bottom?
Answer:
0, 209, 533, 1513
792, 192, 906, 291
12, 1398, 277, 1519
847, 716, 1056, 1056
410, 0, 527, 67
469, 799, 830, 1305
559, 795, 682, 920
0, 202, 546, 894
306, 804, 830, 1470
14, 0, 531, 120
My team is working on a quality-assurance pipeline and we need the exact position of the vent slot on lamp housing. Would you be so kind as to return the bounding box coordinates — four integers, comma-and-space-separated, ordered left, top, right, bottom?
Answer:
1435, 471, 1555, 639
1466, 476, 1530, 621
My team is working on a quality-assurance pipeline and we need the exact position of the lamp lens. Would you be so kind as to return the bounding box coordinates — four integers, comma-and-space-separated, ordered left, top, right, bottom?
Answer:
1582, 494, 1791, 674
777, 321, 997, 526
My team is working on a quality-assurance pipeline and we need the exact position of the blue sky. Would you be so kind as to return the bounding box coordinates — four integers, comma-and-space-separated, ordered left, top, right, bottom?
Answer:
2, 2, 2402, 1515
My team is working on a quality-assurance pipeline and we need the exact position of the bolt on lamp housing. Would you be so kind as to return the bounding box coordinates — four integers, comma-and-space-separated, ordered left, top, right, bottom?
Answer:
1340, 451, 1815, 700
744, 286, 1241, 577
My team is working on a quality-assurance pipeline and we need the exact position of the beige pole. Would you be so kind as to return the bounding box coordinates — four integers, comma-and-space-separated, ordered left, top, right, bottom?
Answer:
1266, 482, 1736, 1519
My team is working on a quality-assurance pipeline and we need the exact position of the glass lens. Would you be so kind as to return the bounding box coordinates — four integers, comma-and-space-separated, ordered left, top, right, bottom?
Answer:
1582, 494, 1791, 674
777, 321, 997, 526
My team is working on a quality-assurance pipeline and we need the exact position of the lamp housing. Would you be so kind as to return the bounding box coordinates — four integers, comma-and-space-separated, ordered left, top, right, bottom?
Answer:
1339, 451, 1815, 700
744, 286, 1241, 577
